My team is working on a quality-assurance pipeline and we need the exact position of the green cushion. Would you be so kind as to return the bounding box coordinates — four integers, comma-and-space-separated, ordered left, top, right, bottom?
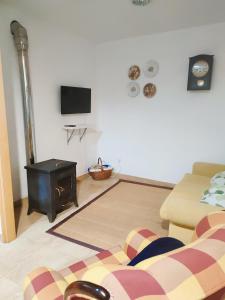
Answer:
211, 171, 225, 186
201, 186, 225, 208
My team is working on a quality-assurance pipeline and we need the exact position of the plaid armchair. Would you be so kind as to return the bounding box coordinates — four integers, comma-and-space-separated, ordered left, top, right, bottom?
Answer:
24, 212, 225, 300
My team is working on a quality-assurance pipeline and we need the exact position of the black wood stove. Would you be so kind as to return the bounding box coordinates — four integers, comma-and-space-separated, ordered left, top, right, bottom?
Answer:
25, 159, 78, 222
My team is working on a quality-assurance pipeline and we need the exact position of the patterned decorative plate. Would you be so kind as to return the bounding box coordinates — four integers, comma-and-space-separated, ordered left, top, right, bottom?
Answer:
143, 83, 157, 98
128, 65, 141, 80
143, 60, 159, 78
127, 82, 140, 97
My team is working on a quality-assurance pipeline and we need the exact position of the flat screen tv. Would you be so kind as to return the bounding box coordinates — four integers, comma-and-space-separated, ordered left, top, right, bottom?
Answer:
61, 86, 91, 114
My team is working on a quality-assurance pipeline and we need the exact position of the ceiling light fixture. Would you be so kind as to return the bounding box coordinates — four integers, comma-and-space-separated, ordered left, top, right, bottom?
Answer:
132, 0, 151, 6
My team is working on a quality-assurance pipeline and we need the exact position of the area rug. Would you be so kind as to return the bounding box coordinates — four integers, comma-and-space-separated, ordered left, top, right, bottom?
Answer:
47, 179, 172, 251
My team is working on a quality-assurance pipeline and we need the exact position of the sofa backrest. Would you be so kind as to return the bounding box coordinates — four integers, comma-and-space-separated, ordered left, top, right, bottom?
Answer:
192, 162, 225, 178
134, 223, 225, 299
192, 211, 225, 241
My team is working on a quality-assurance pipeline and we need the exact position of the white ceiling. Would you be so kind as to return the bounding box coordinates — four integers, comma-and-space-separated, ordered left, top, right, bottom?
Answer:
2, 0, 225, 43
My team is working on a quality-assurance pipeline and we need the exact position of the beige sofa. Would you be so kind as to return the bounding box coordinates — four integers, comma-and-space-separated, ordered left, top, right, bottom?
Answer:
160, 162, 225, 244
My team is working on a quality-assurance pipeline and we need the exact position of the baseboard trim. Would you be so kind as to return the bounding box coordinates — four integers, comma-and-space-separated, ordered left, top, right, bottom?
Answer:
77, 173, 89, 181
117, 173, 175, 188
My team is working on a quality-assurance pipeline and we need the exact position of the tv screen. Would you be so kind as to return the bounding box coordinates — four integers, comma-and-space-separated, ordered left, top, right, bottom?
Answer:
61, 86, 91, 114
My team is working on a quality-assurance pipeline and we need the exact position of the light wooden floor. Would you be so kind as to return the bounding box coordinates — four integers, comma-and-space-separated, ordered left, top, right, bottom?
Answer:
0, 174, 171, 300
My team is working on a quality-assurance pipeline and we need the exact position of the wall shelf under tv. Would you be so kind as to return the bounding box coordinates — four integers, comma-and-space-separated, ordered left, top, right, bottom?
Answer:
63, 124, 88, 144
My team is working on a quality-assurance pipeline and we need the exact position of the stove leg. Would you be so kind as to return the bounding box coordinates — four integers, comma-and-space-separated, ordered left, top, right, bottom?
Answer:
27, 206, 33, 215
47, 212, 56, 223
74, 195, 78, 207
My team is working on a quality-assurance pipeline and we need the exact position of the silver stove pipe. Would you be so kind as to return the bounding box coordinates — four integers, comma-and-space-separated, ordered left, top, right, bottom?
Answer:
10, 20, 36, 165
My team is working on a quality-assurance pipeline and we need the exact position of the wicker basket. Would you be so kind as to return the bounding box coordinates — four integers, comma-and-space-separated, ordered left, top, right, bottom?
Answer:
89, 158, 112, 180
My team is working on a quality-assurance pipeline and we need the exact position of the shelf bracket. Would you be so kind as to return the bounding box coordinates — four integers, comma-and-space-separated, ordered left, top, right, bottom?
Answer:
80, 128, 87, 142
67, 129, 75, 144
65, 127, 87, 144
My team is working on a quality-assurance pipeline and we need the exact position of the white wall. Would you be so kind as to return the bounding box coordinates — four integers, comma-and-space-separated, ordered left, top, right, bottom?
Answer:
1, 2, 225, 201
96, 23, 225, 184
0, 4, 97, 200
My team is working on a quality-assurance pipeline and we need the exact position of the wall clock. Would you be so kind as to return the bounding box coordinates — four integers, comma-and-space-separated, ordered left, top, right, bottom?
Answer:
187, 54, 214, 90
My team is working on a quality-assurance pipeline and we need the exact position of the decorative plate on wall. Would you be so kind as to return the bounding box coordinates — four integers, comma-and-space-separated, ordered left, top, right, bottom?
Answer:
143, 83, 157, 98
128, 65, 141, 80
127, 82, 140, 97
143, 60, 159, 78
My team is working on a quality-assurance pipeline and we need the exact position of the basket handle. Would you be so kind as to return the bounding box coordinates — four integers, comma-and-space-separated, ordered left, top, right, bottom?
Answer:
97, 157, 103, 171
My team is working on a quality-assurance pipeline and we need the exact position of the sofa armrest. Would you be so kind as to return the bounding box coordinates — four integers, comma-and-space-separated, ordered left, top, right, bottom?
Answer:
164, 197, 223, 229
60, 246, 129, 284
124, 228, 159, 260
24, 267, 67, 300
192, 162, 225, 178
64, 281, 110, 299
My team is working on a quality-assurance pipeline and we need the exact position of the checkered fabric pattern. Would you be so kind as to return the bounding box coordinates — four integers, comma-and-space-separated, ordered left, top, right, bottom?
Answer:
124, 228, 159, 259
192, 211, 225, 241
81, 224, 225, 300
24, 267, 67, 300
24, 231, 158, 300
24, 212, 225, 300
59, 245, 129, 284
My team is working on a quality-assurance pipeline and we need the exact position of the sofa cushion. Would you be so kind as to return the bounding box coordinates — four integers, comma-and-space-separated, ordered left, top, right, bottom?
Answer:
128, 237, 184, 266
201, 186, 225, 208
211, 171, 225, 186
160, 174, 224, 229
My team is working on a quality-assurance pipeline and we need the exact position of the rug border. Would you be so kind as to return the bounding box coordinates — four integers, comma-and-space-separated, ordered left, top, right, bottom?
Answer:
46, 179, 172, 252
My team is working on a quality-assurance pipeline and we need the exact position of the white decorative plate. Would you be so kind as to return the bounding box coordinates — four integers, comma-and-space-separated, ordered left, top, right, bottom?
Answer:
144, 60, 159, 78
127, 82, 140, 97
